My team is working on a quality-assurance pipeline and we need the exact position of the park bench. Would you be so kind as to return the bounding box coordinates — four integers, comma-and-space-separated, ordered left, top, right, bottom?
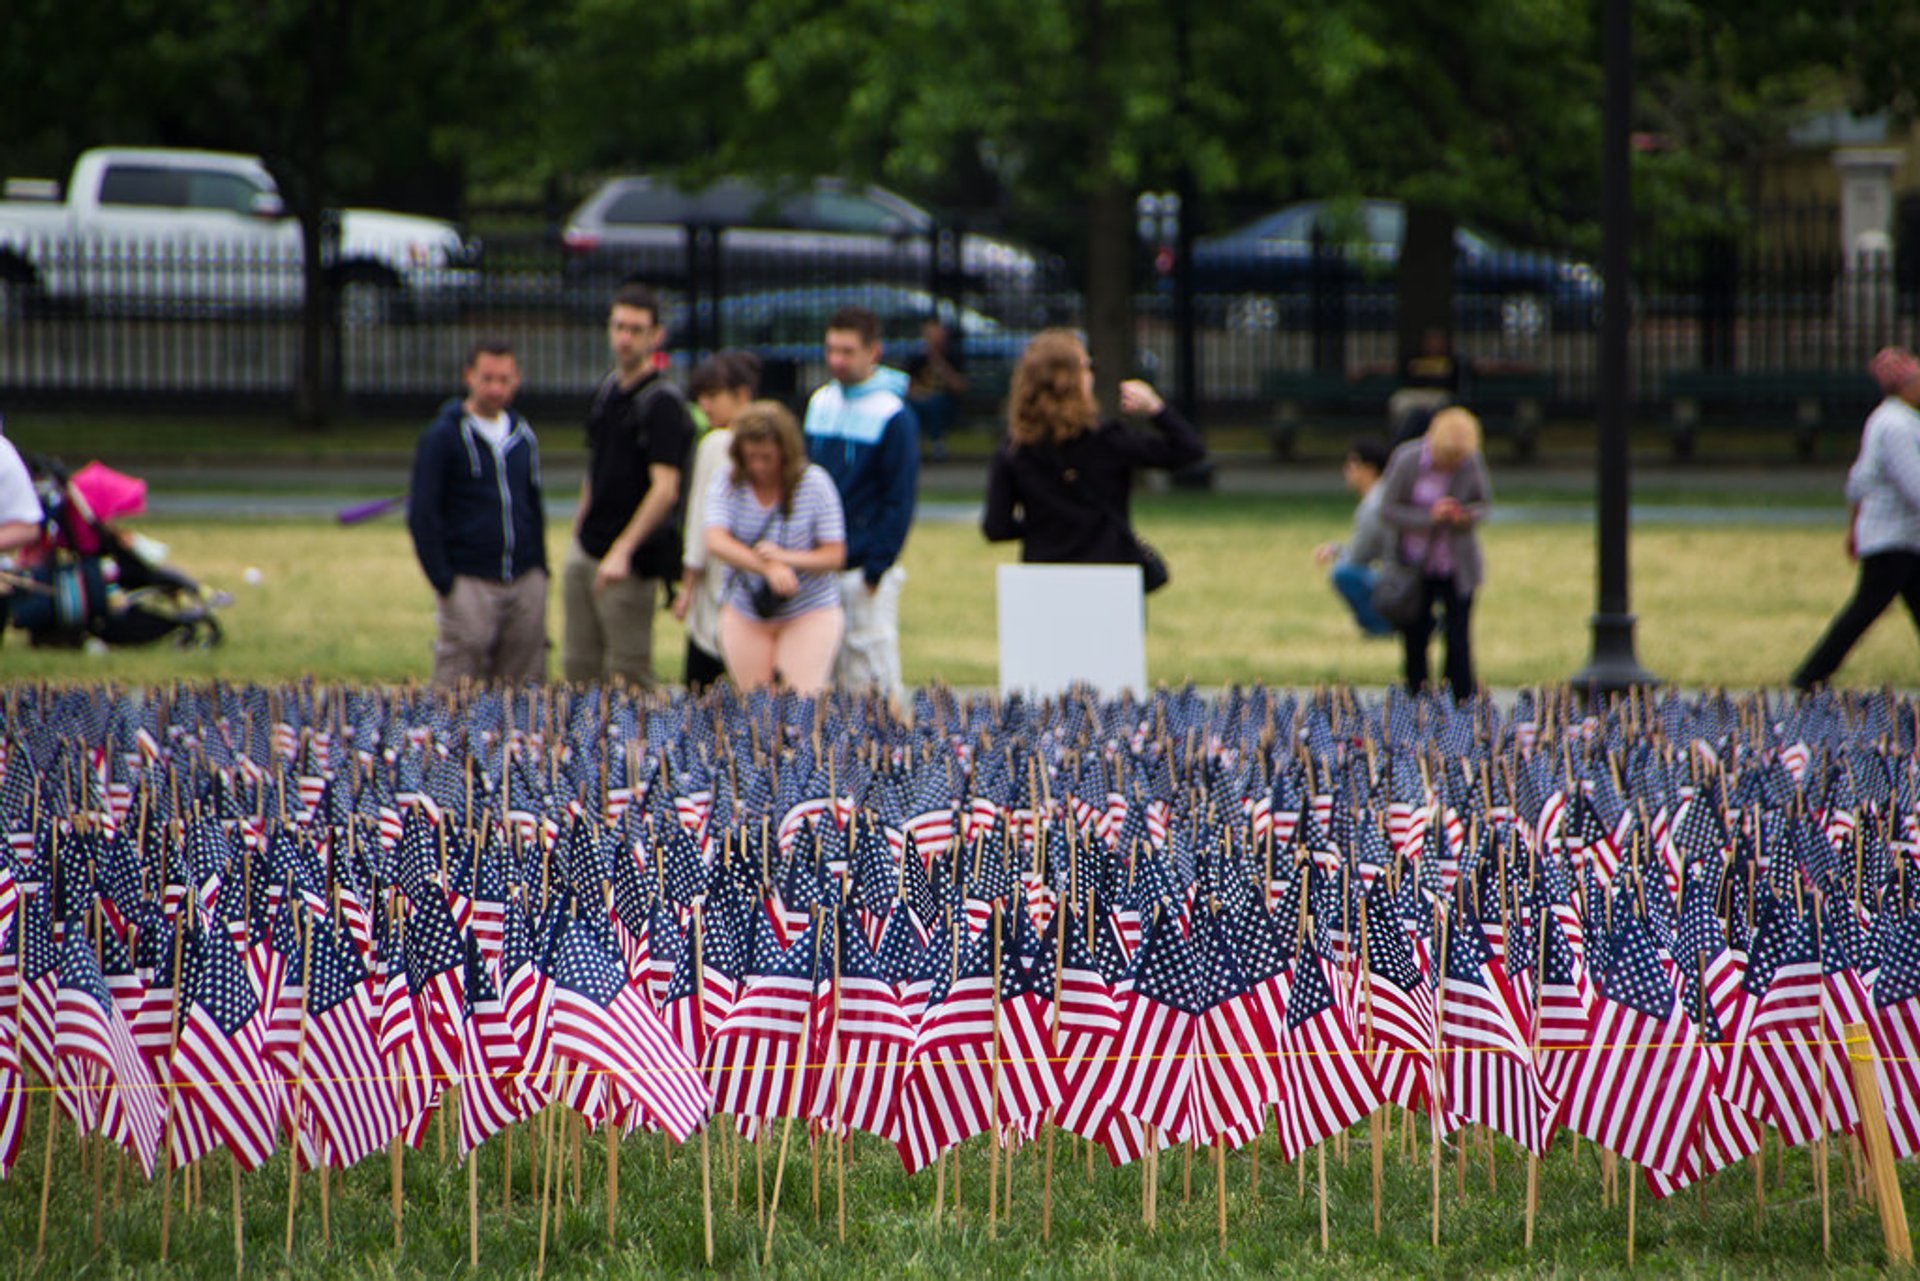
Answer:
1261, 369, 1552, 461
1659, 367, 1878, 461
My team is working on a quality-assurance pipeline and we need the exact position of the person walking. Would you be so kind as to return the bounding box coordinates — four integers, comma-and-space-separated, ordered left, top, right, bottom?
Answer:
1311, 436, 1395, 636
705, 400, 847, 695
1377, 406, 1492, 702
803, 306, 918, 702
1792, 347, 1920, 688
564, 284, 695, 688
674, 350, 761, 692
407, 339, 548, 685
981, 329, 1202, 569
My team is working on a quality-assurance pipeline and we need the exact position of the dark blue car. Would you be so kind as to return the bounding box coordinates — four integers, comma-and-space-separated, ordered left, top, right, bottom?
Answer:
1191, 199, 1601, 337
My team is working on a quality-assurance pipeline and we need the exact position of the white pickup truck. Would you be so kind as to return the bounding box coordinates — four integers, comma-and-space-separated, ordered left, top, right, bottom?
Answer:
0, 147, 479, 322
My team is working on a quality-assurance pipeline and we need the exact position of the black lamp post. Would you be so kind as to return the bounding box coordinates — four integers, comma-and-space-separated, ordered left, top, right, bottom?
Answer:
1571, 0, 1657, 695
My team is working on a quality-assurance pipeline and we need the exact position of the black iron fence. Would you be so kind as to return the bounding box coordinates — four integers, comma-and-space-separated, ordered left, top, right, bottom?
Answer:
1, 207, 1916, 446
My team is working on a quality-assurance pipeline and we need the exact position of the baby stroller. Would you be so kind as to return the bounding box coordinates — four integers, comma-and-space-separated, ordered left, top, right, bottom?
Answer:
4, 456, 228, 649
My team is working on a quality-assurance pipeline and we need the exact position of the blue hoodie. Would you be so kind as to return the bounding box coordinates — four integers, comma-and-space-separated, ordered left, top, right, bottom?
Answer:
803, 367, 919, 586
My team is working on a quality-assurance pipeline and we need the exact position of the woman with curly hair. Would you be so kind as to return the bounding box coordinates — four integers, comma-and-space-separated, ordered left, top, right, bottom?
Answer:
981, 329, 1203, 568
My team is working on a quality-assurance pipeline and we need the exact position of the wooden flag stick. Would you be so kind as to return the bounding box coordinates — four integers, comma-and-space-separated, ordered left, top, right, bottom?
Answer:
988, 905, 1003, 1239
1626, 1160, 1637, 1268
35, 1084, 60, 1258
319, 1161, 329, 1249
388, 900, 407, 1251
470, 1142, 482, 1267
762, 1115, 796, 1267
232, 1150, 245, 1274
931, 1148, 945, 1227
1369, 1110, 1384, 1235
1843, 1019, 1913, 1265
1318, 1142, 1330, 1253
1525, 1151, 1539, 1252
1215, 1135, 1228, 1256
606, 1123, 619, 1247
1043, 1121, 1057, 1242
701, 1125, 716, 1267
503, 1129, 513, 1214
390, 1136, 404, 1248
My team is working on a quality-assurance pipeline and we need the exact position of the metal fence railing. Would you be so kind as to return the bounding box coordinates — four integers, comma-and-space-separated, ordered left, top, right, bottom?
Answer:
2, 213, 1916, 438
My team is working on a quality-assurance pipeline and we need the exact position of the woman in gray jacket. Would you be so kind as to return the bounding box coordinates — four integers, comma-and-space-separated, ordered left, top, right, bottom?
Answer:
1792, 347, 1920, 688
1378, 407, 1493, 702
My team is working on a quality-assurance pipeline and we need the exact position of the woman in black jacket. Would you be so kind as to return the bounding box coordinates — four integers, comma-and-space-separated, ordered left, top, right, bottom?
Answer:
982, 330, 1203, 568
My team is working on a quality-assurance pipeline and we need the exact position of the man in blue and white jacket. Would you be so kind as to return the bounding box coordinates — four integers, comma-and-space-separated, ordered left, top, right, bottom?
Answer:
804, 306, 919, 701
408, 339, 549, 685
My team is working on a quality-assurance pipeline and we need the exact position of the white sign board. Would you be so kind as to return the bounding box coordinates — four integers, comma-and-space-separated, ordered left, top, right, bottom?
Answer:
996, 563, 1147, 700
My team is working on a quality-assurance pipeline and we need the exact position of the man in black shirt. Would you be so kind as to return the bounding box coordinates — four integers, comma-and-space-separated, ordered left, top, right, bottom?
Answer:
563, 284, 695, 686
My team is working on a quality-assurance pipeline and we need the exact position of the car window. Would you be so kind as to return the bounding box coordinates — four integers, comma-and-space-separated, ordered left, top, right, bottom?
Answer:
98, 166, 189, 208
803, 190, 915, 234
1248, 207, 1313, 242
183, 171, 269, 216
604, 185, 696, 225
1361, 203, 1404, 247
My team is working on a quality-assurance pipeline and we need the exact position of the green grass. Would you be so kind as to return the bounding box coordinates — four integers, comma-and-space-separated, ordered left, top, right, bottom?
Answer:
0, 499, 1903, 689
1, 1103, 1908, 1277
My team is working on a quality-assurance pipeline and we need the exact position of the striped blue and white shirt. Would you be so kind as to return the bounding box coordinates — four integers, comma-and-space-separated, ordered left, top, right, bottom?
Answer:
704, 463, 846, 618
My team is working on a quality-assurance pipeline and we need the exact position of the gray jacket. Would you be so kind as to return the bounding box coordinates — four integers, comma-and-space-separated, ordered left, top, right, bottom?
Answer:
1845, 396, 1920, 556
1378, 439, 1494, 594
1335, 485, 1393, 568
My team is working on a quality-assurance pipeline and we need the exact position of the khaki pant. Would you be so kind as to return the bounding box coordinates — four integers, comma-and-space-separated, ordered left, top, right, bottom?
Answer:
432, 571, 548, 686
561, 538, 660, 687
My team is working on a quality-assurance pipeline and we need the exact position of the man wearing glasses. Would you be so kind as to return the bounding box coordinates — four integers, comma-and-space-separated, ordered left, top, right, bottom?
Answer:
564, 283, 695, 686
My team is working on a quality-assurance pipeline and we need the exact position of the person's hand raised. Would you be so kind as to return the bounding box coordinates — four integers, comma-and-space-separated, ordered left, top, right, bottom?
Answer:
1118, 380, 1164, 417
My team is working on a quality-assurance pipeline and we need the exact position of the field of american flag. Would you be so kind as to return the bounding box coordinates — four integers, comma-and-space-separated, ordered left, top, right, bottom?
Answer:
2, 679, 1919, 1275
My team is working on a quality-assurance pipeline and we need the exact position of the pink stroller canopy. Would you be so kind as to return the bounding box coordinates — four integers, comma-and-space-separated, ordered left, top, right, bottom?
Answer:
70, 462, 147, 523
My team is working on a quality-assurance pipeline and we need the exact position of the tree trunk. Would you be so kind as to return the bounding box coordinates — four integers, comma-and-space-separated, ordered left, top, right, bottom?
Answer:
1085, 178, 1135, 418
1081, 0, 1133, 417
294, 210, 335, 427
1397, 201, 1456, 365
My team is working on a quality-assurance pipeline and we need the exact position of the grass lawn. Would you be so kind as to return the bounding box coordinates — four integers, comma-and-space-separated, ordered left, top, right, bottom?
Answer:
1, 1101, 1905, 1277
0, 497, 1903, 689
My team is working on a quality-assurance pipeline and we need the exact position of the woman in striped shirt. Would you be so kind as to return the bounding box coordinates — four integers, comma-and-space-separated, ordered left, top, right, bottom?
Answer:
704, 400, 847, 694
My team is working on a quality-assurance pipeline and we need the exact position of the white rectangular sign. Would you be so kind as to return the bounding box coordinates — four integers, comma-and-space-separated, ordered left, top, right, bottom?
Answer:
996, 563, 1148, 700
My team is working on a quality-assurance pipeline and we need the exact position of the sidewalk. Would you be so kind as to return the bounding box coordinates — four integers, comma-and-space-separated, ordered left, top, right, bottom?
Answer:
135, 451, 1851, 524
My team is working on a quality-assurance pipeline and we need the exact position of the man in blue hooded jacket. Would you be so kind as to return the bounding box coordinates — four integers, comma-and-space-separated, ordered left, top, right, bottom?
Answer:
804, 306, 918, 701
408, 339, 548, 684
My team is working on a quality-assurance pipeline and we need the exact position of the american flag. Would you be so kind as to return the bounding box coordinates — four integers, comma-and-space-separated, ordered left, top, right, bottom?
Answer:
1101, 906, 1204, 1146
291, 914, 402, 1170
1437, 911, 1551, 1155
456, 930, 526, 1157
54, 930, 164, 1177
1720, 899, 1829, 1145
1274, 936, 1383, 1161
898, 921, 1017, 1171
1869, 911, 1920, 1158
1191, 911, 1278, 1148
1359, 888, 1437, 1113
809, 907, 913, 1143
169, 921, 281, 1172
703, 914, 817, 1124
1553, 909, 1710, 1178
0, 922, 24, 1179
543, 905, 708, 1141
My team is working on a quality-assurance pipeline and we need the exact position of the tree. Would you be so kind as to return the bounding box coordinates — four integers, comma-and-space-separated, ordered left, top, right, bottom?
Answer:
1, 0, 538, 424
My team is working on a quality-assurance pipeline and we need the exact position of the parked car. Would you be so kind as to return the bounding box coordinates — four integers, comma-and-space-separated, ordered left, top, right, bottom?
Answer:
0, 148, 480, 322
665, 282, 1156, 408
560, 175, 1046, 302
1190, 198, 1601, 337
